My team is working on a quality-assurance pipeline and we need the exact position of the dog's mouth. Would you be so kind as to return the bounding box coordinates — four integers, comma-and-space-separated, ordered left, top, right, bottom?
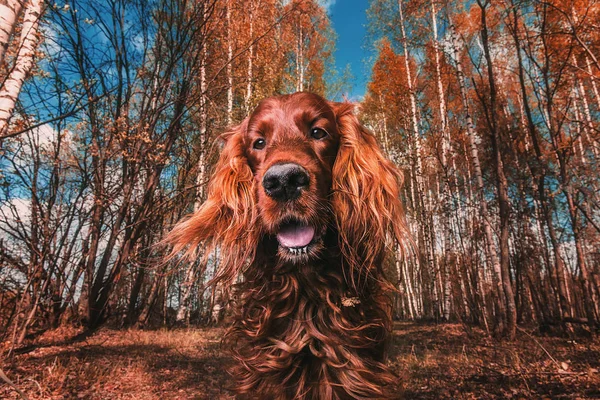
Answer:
275, 218, 317, 255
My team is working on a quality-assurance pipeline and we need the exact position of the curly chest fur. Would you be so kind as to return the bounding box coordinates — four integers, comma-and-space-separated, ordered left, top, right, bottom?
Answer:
229, 260, 394, 400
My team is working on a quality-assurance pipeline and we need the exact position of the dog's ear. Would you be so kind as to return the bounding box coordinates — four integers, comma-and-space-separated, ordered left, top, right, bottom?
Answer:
330, 103, 408, 284
165, 120, 259, 284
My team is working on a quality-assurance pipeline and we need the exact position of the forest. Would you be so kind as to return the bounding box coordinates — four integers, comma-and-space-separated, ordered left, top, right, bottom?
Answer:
0, 0, 599, 398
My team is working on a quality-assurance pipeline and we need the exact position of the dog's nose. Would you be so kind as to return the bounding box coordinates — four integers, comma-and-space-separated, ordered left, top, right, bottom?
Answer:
262, 163, 309, 202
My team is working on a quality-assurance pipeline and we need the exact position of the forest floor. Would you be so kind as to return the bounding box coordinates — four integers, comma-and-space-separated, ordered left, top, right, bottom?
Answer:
1, 322, 599, 399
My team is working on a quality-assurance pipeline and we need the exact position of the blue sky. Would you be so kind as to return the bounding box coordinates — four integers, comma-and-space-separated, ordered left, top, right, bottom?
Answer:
327, 0, 374, 100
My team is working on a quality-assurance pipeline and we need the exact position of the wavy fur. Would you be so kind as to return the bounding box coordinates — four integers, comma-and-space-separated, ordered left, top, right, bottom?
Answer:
166, 93, 408, 399
166, 122, 261, 286
332, 103, 408, 290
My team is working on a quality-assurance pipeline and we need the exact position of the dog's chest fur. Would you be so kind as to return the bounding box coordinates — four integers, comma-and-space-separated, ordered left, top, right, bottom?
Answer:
230, 255, 391, 399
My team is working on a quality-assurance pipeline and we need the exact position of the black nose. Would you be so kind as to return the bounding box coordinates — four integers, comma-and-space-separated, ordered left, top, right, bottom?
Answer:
262, 163, 310, 202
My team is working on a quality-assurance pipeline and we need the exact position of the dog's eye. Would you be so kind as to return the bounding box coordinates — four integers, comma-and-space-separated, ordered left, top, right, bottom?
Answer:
310, 128, 327, 140
253, 138, 266, 150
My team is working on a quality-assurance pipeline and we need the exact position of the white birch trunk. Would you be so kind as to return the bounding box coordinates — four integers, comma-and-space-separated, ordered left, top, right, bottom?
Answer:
398, 0, 424, 194
0, 0, 43, 137
244, 1, 254, 112
196, 45, 208, 208
571, 88, 586, 164
576, 81, 594, 147
226, 0, 233, 124
297, 28, 304, 92
402, 256, 417, 319
573, 57, 599, 158
586, 55, 600, 111
378, 95, 390, 154
176, 262, 197, 323
0, 0, 24, 66
431, 0, 452, 321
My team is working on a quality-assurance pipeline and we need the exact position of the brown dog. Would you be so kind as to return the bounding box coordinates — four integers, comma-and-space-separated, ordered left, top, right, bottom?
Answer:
167, 92, 407, 399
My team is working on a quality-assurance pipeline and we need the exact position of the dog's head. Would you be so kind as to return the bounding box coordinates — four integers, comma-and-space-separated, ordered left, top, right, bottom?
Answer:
244, 93, 339, 262
167, 92, 407, 284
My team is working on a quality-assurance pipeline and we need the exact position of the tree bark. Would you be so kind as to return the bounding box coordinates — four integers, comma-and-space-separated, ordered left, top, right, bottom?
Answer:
0, 0, 43, 137
0, 0, 24, 66
430, 0, 452, 321
244, 0, 254, 112
226, 0, 233, 124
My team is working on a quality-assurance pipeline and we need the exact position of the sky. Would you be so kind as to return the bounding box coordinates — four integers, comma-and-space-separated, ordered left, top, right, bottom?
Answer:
326, 0, 374, 100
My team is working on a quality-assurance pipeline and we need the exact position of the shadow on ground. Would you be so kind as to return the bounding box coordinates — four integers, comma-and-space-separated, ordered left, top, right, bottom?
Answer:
1, 323, 599, 399
2, 328, 234, 399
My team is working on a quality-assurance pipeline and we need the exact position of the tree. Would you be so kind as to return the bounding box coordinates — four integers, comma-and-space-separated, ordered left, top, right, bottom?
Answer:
0, 0, 43, 138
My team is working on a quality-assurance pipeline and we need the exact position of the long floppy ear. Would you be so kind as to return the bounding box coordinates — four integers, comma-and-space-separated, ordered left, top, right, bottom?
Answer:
165, 121, 259, 285
331, 103, 408, 286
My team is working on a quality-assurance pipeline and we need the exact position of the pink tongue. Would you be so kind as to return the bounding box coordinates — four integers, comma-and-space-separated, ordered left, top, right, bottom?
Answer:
276, 224, 315, 248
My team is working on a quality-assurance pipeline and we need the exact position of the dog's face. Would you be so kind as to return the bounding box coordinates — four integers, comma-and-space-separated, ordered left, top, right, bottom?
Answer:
242, 92, 341, 262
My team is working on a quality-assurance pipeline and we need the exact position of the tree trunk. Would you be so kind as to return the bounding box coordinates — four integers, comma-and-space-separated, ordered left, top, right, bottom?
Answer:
125, 255, 145, 326
431, 0, 452, 321
296, 26, 304, 92
244, 0, 254, 112
0, 0, 24, 66
137, 272, 163, 328
226, 0, 233, 124
585, 55, 600, 112
0, 0, 43, 137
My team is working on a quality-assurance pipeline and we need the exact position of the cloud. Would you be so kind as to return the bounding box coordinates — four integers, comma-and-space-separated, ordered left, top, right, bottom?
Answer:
283, 0, 336, 12
318, 0, 336, 12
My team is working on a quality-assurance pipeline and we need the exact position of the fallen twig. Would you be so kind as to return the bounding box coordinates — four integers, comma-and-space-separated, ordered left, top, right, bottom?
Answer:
0, 367, 28, 400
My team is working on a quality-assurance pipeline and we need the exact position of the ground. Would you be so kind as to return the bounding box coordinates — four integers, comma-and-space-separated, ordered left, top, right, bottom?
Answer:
1, 322, 599, 399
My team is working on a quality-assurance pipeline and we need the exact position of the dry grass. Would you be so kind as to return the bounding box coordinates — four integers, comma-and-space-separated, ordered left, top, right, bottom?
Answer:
1, 327, 231, 399
390, 322, 600, 399
1, 323, 599, 399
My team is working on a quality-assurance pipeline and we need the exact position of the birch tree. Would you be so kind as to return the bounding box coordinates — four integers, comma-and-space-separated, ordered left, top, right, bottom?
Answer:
0, 0, 24, 66
0, 0, 43, 138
